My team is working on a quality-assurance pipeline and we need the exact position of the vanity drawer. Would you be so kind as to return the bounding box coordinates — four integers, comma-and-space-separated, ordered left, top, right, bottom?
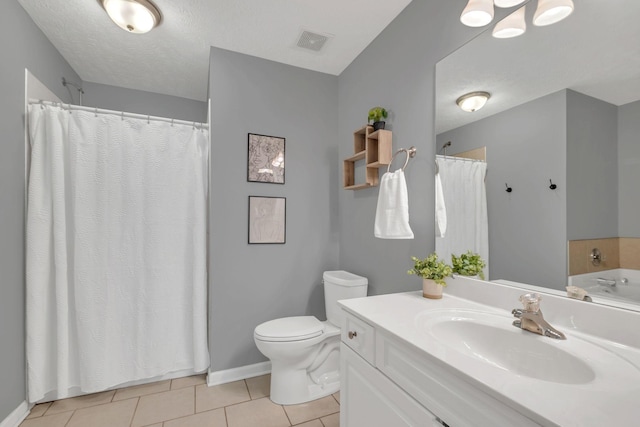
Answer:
375, 330, 541, 427
342, 311, 375, 365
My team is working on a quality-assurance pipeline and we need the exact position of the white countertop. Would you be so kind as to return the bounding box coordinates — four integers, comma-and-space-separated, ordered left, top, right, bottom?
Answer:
339, 286, 640, 427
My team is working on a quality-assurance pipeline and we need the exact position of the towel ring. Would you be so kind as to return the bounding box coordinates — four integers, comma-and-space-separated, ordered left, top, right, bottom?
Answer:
387, 146, 417, 173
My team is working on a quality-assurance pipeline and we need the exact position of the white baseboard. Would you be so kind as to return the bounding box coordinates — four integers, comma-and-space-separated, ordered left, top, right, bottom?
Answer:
207, 361, 271, 387
0, 401, 31, 427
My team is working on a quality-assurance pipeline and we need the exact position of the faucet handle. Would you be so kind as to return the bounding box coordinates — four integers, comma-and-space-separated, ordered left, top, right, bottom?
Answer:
519, 293, 542, 312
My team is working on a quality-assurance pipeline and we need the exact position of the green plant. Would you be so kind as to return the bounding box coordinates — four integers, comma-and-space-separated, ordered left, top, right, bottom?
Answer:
451, 251, 486, 279
407, 253, 452, 286
368, 107, 388, 124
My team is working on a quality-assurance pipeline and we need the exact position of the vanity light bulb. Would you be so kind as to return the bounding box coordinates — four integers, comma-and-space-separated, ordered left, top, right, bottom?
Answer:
492, 6, 526, 39
493, 0, 526, 7
460, 0, 495, 27
533, 0, 574, 26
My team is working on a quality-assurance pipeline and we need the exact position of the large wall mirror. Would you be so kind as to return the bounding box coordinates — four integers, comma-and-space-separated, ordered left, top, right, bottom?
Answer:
435, 0, 640, 309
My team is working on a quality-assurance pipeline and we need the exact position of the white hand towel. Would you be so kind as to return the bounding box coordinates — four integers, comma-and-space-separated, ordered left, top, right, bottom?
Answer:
435, 172, 447, 237
374, 170, 414, 239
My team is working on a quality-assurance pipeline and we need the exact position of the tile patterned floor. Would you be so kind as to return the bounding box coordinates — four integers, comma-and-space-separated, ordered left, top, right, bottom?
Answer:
20, 374, 340, 427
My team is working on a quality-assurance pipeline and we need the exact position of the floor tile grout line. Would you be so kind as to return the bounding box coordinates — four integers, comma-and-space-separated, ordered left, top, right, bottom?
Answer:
129, 396, 141, 427
281, 402, 293, 426
243, 378, 253, 400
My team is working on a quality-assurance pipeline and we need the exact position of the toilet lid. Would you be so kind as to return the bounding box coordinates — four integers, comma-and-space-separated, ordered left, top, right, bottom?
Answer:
255, 316, 324, 342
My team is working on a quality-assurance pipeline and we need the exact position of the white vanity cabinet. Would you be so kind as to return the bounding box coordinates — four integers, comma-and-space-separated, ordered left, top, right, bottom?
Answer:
340, 308, 542, 427
340, 312, 441, 427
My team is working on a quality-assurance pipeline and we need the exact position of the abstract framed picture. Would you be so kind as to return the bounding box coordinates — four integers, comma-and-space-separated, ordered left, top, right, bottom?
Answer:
248, 196, 286, 244
247, 133, 285, 184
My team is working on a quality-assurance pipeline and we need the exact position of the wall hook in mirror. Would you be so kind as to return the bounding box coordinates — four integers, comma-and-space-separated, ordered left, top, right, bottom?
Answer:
549, 179, 557, 190
505, 183, 512, 193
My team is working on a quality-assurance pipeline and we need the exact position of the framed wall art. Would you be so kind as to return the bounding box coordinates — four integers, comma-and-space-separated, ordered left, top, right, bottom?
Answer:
248, 196, 286, 244
247, 133, 285, 184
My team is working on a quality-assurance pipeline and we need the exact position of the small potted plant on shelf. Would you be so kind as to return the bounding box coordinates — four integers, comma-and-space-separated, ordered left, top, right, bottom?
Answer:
368, 107, 388, 131
407, 253, 452, 299
451, 251, 486, 280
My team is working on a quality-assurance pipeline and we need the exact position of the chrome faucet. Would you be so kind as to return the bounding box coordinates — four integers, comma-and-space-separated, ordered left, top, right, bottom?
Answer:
512, 293, 566, 340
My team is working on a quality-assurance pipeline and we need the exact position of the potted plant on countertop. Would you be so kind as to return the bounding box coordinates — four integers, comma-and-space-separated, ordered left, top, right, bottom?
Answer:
451, 251, 486, 280
368, 106, 388, 131
407, 253, 452, 299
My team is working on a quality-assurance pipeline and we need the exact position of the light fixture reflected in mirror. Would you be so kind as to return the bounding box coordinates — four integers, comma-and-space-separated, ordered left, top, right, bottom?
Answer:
456, 91, 491, 112
460, 0, 495, 27
101, 0, 162, 34
533, 0, 575, 26
494, 0, 526, 7
492, 5, 527, 38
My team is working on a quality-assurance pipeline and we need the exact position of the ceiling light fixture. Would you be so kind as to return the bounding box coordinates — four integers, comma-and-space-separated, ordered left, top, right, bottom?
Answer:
533, 0, 574, 26
100, 0, 161, 34
493, 0, 526, 7
492, 6, 527, 38
460, 0, 495, 27
456, 92, 491, 112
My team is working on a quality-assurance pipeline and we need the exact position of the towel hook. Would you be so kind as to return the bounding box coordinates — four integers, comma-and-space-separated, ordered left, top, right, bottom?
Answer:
505, 183, 513, 193
549, 179, 557, 190
387, 146, 417, 173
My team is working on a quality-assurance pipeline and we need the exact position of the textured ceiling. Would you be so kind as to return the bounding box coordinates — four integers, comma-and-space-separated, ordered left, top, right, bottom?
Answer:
436, 0, 640, 134
18, 0, 412, 101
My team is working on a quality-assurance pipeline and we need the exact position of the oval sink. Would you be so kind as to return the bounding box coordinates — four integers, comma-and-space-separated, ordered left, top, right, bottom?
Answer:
417, 310, 596, 384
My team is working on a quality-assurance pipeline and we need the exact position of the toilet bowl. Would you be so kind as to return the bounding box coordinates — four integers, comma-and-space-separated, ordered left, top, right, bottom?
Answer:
254, 271, 368, 405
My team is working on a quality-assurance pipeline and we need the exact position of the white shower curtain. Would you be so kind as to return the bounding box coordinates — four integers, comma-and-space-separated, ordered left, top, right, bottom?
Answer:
26, 104, 210, 403
435, 156, 489, 279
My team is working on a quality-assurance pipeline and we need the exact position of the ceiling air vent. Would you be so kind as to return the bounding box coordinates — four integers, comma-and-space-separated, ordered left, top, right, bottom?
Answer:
297, 30, 329, 52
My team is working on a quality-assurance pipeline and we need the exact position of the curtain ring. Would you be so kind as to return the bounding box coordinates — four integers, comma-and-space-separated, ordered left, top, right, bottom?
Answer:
193, 122, 196, 130
94, 108, 98, 117
147, 115, 150, 124
171, 119, 174, 127
121, 111, 124, 121
40, 100, 44, 110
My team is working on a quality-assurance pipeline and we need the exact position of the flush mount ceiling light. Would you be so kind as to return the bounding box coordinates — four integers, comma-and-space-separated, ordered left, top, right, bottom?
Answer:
460, 0, 495, 27
492, 6, 526, 38
533, 0, 574, 26
456, 92, 491, 112
101, 0, 161, 34
494, 0, 526, 7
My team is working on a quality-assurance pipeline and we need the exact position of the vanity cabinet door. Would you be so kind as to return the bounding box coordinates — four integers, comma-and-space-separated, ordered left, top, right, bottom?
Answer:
340, 343, 438, 427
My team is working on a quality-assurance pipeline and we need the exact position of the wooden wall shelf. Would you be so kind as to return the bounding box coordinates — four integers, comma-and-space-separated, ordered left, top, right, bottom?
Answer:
343, 126, 393, 190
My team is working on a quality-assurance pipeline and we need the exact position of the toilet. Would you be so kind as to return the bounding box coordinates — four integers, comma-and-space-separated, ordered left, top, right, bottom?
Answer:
254, 270, 368, 405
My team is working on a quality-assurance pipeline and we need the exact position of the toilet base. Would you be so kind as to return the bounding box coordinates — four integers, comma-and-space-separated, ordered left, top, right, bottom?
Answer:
270, 364, 340, 405
269, 341, 341, 405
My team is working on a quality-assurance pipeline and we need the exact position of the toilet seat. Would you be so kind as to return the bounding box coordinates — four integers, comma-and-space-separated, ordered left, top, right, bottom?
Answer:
254, 316, 324, 342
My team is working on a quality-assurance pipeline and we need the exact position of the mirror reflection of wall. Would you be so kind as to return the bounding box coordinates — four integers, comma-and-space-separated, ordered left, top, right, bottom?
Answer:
435, 0, 640, 295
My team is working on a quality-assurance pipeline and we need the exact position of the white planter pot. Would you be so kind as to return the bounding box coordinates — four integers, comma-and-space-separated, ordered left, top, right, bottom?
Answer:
422, 278, 443, 299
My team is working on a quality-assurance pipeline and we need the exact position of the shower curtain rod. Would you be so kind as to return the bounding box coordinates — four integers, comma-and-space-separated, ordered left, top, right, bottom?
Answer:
29, 99, 209, 130
436, 154, 485, 163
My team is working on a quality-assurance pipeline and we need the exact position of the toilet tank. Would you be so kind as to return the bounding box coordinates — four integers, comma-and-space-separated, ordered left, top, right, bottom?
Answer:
323, 270, 368, 327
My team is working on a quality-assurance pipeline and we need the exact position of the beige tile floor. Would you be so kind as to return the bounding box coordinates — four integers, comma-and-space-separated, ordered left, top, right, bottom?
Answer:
20, 374, 340, 427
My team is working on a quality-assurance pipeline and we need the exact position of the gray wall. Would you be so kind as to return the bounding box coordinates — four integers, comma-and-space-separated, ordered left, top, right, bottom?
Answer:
0, 1, 81, 419
208, 47, 339, 370
337, 0, 483, 296
437, 91, 568, 289
567, 90, 618, 239
83, 82, 208, 123
618, 100, 640, 237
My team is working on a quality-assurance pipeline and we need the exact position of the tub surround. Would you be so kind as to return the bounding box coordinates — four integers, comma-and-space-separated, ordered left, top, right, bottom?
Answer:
339, 277, 640, 426
569, 237, 640, 275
